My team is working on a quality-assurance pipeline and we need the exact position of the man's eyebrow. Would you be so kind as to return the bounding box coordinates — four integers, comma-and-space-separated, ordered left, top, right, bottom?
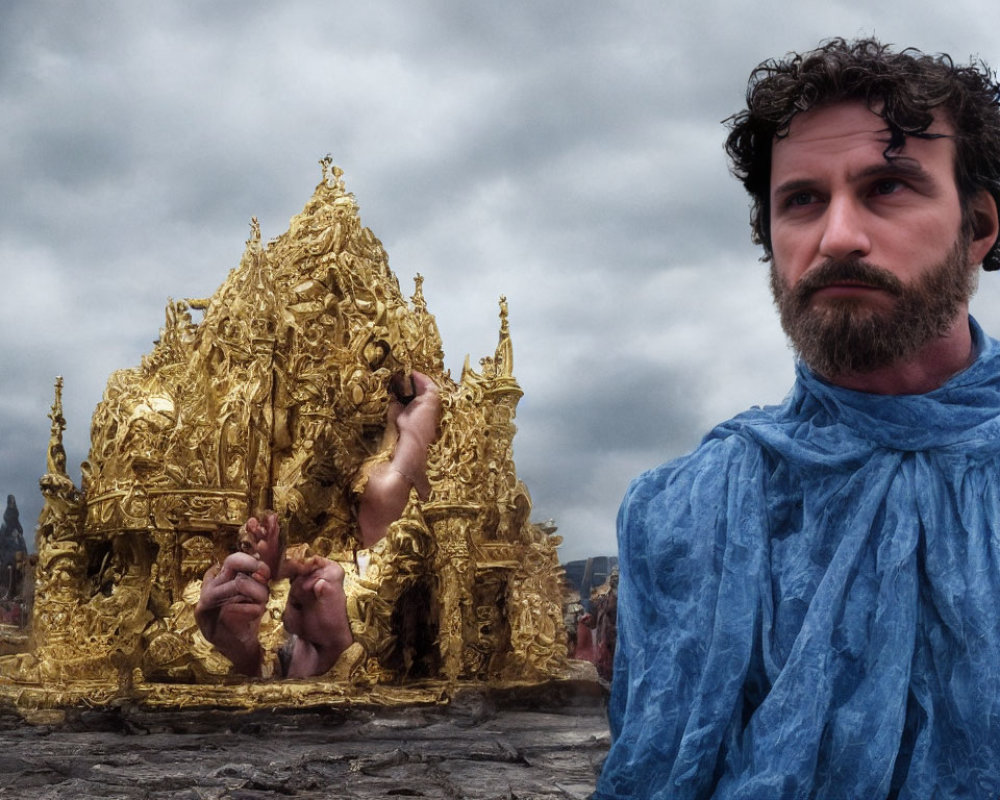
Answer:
771, 177, 817, 199
850, 157, 934, 185
771, 158, 936, 199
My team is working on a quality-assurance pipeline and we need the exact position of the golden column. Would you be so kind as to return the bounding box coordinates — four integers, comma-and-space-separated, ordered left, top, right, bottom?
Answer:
423, 502, 482, 680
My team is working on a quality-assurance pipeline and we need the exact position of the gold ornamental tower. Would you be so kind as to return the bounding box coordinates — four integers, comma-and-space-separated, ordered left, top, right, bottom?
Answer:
0, 159, 571, 710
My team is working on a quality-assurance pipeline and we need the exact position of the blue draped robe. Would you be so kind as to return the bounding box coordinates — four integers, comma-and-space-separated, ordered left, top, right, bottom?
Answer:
596, 320, 1000, 799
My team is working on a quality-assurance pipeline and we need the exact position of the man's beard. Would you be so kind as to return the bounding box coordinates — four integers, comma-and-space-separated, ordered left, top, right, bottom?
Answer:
770, 237, 977, 379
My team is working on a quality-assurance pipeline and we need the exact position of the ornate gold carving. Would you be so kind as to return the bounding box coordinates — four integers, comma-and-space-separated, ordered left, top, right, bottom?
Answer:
0, 159, 570, 709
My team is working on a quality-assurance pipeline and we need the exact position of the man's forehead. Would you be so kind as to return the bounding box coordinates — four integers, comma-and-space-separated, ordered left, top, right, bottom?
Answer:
772, 101, 955, 168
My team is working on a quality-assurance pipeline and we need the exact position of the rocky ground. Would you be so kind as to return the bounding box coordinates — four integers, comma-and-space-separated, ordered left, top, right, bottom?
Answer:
0, 685, 610, 799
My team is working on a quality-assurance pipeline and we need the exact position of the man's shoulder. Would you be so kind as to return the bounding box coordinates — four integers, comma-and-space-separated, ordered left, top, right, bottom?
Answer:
616, 408, 778, 587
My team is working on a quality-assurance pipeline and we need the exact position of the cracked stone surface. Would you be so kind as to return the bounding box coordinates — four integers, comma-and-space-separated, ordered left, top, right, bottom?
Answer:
0, 687, 610, 799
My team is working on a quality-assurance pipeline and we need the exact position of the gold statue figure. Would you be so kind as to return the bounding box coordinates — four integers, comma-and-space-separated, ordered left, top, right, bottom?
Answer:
0, 159, 574, 711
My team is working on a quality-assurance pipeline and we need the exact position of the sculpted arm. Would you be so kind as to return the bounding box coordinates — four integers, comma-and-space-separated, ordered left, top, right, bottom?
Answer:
357, 370, 441, 547
282, 370, 441, 675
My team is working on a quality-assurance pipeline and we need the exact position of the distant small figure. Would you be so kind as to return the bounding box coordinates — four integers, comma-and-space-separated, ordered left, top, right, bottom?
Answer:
589, 569, 617, 682
0, 495, 24, 540
0, 495, 28, 606
574, 613, 597, 664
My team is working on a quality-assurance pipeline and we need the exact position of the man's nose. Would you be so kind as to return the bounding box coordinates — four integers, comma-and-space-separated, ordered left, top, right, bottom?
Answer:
818, 196, 871, 260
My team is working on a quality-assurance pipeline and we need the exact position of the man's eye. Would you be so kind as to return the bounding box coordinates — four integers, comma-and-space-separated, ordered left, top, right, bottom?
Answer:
873, 179, 902, 196
786, 192, 815, 207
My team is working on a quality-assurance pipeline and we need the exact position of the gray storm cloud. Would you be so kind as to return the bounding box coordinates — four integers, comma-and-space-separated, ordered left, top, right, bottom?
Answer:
4, 1, 1000, 560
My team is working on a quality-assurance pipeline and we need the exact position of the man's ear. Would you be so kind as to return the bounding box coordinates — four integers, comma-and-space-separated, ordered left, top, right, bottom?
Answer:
968, 189, 1000, 265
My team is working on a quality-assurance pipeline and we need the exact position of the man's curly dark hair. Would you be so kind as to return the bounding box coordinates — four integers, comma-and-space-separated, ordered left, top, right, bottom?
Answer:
725, 37, 1000, 270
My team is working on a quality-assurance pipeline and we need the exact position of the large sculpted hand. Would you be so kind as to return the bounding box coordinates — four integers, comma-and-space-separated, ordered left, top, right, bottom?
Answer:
279, 554, 354, 678
194, 513, 280, 676
195, 552, 271, 676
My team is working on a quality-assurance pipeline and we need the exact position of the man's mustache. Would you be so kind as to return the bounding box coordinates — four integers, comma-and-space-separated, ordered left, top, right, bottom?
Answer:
794, 258, 904, 301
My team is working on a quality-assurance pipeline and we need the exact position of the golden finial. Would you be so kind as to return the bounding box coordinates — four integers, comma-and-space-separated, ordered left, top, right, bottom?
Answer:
412, 273, 427, 312
48, 376, 65, 435
495, 296, 514, 377
248, 217, 262, 249
46, 376, 68, 476
319, 154, 345, 191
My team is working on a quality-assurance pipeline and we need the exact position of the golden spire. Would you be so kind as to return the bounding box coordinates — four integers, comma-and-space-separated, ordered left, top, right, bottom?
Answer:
412, 273, 427, 313
247, 216, 262, 251
45, 376, 68, 477
494, 295, 514, 377
319, 154, 347, 194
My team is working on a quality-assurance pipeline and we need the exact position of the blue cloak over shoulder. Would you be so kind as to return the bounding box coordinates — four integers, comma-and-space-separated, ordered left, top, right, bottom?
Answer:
596, 320, 1000, 799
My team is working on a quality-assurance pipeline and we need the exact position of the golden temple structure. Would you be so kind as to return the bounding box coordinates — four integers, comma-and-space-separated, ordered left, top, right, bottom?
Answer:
0, 159, 573, 710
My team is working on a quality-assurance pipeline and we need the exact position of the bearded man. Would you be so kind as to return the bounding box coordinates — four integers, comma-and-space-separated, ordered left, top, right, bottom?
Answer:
595, 39, 1000, 799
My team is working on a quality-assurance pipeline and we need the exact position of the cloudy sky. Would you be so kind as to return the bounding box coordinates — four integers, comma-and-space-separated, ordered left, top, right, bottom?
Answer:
4, 1, 1000, 562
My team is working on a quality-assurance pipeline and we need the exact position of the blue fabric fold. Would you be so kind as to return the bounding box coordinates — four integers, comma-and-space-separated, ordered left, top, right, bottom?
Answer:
596, 319, 1000, 799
